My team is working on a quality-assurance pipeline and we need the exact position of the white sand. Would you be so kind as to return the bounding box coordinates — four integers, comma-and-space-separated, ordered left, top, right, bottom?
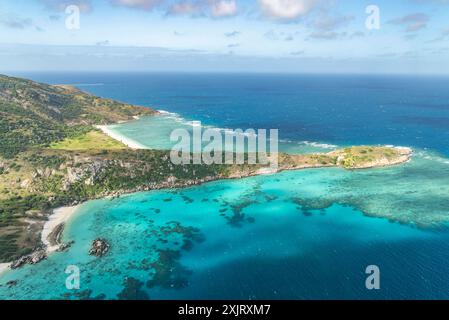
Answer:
0, 205, 81, 277
0, 263, 10, 276
256, 167, 279, 175
95, 125, 147, 150
41, 205, 80, 253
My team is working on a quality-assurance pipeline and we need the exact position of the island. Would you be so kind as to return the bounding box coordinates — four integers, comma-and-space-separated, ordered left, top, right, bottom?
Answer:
0, 74, 412, 271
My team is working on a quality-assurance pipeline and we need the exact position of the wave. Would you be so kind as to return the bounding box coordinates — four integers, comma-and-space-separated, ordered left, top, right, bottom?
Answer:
157, 109, 178, 116
278, 139, 338, 150
158, 110, 258, 137
414, 150, 449, 165
157, 111, 338, 148
157, 109, 187, 124
300, 141, 338, 149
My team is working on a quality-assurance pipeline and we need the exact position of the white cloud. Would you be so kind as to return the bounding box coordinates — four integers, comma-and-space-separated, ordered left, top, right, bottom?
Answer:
210, 0, 237, 18
310, 14, 354, 31
0, 13, 44, 31
111, 0, 160, 10
388, 13, 430, 32
40, 0, 92, 12
167, 1, 201, 15
166, 0, 237, 18
0, 16, 33, 29
258, 0, 316, 21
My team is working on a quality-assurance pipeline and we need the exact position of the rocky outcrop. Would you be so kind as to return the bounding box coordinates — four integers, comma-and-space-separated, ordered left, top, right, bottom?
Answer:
34, 168, 55, 178
47, 223, 65, 247
57, 241, 74, 252
29, 250, 47, 264
64, 160, 111, 189
66, 167, 85, 184
10, 250, 47, 269
10, 257, 28, 269
89, 239, 110, 257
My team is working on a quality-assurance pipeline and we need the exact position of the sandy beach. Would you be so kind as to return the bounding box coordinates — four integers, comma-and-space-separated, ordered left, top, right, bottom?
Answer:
41, 205, 80, 253
96, 125, 147, 150
0, 263, 10, 276
0, 203, 81, 277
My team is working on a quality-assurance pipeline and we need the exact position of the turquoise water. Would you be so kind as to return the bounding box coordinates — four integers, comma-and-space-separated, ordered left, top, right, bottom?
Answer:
2, 151, 449, 299
2, 73, 449, 299
108, 112, 333, 154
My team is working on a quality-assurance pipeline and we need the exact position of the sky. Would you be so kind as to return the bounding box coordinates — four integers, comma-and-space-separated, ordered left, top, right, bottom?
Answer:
0, 0, 448, 74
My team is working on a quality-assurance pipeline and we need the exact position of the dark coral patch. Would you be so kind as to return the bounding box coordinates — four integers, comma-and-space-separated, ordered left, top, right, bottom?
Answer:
181, 195, 194, 204
140, 221, 205, 291
117, 277, 150, 300
61, 289, 106, 300
146, 249, 192, 289
223, 199, 258, 227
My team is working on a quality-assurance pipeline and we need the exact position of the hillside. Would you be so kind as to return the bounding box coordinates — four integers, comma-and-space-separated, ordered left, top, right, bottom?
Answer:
0, 75, 155, 158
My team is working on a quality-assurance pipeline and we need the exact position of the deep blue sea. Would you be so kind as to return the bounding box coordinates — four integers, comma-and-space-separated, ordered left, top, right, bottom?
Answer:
14, 72, 449, 156
1, 72, 449, 300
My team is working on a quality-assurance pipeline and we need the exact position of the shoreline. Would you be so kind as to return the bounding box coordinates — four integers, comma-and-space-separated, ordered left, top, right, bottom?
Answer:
0, 205, 81, 276
95, 124, 147, 150
41, 205, 81, 253
0, 263, 10, 276
0, 146, 413, 275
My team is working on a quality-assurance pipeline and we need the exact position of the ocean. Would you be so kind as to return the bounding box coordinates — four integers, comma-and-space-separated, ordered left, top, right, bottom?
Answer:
1, 72, 449, 299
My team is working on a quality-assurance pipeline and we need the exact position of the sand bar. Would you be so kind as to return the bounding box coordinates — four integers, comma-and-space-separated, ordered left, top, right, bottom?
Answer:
0, 263, 10, 276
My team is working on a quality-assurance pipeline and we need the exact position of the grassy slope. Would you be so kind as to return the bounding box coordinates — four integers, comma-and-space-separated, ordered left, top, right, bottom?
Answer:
50, 130, 127, 150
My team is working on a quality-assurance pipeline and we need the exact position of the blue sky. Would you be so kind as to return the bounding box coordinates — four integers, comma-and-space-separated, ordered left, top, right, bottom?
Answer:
0, 0, 448, 73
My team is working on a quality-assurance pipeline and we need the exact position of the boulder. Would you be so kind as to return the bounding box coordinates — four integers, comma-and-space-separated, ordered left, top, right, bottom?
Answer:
89, 238, 110, 257
57, 241, 75, 252
29, 250, 47, 264
10, 256, 29, 269
10, 250, 47, 269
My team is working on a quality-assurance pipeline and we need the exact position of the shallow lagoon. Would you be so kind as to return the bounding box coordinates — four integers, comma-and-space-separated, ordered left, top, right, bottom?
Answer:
2, 151, 449, 299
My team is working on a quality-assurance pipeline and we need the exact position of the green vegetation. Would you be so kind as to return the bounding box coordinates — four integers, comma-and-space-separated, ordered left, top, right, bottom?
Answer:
0, 75, 155, 158
0, 148, 230, 261
329, 146, 409, 169
0, 74, 156, 261
50, 130, 127, 150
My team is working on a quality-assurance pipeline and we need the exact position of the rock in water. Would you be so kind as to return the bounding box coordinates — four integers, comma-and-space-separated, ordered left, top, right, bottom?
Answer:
47, 223, 65, 247
89, 238, 110, 257
10, 250, 47, 269
57, 240, 75, 252
10, 256, 29, 269
29, 250, 47, 264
